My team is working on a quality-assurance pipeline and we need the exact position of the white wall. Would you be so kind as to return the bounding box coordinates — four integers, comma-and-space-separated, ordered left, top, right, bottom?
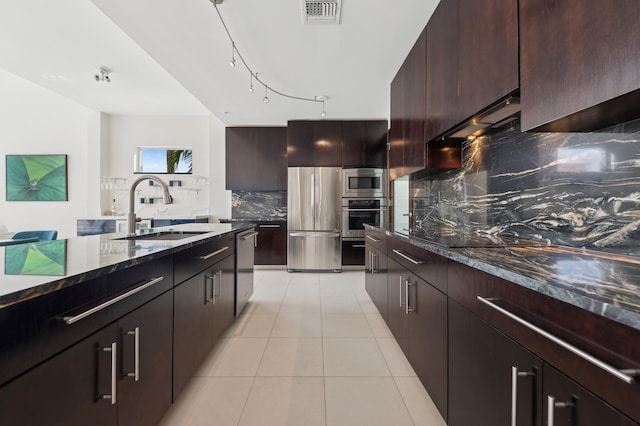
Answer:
208, 114, 232, 221
0, 69, 233, 238
104, 115, 211, 219
0, 69, 95, 238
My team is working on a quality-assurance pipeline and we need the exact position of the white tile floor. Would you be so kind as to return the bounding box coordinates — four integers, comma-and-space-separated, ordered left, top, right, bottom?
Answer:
159, 270, 447, 426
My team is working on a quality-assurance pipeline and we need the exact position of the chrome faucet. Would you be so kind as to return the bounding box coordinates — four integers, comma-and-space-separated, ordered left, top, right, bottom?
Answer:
128, 175, 173, 236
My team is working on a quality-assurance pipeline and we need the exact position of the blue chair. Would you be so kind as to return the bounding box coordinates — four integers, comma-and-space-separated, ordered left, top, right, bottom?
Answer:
12, 230, 58, 241
0, 237, 40, 246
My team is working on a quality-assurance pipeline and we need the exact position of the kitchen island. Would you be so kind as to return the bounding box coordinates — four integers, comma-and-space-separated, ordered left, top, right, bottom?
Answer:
365, 224, 640, 425
0, 223, 254, 426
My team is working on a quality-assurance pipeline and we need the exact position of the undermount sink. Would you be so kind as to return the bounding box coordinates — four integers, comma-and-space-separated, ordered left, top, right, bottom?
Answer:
113, 231, 208, 241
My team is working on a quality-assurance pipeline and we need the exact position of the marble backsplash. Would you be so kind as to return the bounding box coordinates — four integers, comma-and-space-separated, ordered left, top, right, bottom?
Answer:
414, 116, 640, 248
231, 191, 287, 219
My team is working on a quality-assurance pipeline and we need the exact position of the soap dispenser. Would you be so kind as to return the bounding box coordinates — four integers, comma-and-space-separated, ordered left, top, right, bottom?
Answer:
111, 199, 117, 216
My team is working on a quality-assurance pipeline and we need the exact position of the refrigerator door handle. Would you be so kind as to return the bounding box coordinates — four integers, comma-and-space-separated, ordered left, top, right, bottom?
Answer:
311, 171, 316, 227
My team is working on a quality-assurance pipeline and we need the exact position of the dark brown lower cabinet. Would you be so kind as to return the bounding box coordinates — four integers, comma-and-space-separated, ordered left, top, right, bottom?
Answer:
342, 240, 366, 265
212, 253, 236, 342
543, 365, 637, 426
117, 290, 173, 426
0, 291, 173, 426
449, 299, 543, 426
407, 274, 447, 422
364, 241, 388, 322
173, 253, 235, 400
387, 258, 409, 353
387, 257, 448, 421
255, 222, 286, 265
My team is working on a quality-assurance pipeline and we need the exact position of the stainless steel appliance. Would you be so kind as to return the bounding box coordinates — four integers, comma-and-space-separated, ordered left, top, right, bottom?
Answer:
287, 167, 342, 272
342, 198, 387, 239
342, 168, 386, 198
236, 228, 258, 316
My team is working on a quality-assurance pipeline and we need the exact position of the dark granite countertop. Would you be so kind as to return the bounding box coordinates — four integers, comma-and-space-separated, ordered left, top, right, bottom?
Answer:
0, 223, 252, 309
367, 225, 640, 332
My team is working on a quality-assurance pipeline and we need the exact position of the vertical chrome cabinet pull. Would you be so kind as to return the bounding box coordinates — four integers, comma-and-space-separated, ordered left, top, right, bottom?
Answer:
405, 279, 414, 314
371, 252, 378, 273
511, 366, 535, 426
98, 342, 117, 405
547, 395, 574, 426
216, 270, 223, 301
205, 275, 214, 304
122, 327, 140, 381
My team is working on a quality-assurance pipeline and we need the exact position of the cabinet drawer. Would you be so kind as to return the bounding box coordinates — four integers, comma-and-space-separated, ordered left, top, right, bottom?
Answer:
364, 227, 387, 253
255, 222, 286, 265
342, 240, 366, 265
0, 256, 173, 386
174, 233, 235, 283
448, 260, 640, 424
388, 237, 447, 293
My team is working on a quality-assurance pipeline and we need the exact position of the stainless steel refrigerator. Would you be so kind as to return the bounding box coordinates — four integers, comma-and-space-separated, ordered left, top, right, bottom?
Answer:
287, 167, 342, 272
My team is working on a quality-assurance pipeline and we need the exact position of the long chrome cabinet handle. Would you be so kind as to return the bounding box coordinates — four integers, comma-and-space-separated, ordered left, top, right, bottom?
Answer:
200, 246, 230, 260
259, 224, 281, 228
122, 327, 140, 381
351, 244, 366, 248
64, 277, 164, 325
392, 249, 424, 265
98, 342, 117, 405
371, 252, 378, 273
511, 366, 535, 426
478, 296, 638, 384
547, 395, 574, 426
366, 235, 381, 243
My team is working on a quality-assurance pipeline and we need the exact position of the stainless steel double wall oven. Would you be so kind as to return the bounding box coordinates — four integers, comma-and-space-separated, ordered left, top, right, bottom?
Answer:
341, 168, 387, 240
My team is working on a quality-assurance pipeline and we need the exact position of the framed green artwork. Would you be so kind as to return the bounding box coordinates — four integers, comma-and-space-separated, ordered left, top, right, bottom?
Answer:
6, 154, 68, 201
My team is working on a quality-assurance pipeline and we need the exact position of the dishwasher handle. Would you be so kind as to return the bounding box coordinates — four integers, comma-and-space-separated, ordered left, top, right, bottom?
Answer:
240, 231, 259, 241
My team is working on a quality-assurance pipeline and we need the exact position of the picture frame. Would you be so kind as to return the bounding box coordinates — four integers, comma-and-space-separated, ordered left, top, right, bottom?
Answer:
6, 154, 68, 201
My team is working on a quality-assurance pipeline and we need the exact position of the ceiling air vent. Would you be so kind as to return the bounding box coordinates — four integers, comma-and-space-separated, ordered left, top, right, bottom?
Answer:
302, 0, 342, 24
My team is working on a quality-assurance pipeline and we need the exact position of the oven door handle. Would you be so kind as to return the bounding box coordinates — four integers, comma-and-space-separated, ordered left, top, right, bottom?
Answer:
342, 208, 387, 212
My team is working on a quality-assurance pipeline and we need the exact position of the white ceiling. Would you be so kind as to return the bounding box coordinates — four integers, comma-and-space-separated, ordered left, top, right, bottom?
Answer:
0, 0, 439, 126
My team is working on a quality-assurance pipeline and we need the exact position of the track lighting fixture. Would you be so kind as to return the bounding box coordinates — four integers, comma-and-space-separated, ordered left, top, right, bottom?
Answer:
94, 66, 111, 83
229, 42, 236, 67
208, 1, 327, 116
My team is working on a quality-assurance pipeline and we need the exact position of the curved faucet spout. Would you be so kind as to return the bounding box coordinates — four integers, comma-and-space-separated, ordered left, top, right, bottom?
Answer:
128, 175, 173, 236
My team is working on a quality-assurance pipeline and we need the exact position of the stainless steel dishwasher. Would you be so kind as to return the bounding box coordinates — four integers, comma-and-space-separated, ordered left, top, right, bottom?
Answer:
236, 228, 258, 316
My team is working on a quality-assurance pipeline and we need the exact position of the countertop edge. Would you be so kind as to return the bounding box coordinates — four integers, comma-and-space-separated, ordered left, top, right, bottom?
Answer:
366, 225, 640, 332
0, 223, 254, 310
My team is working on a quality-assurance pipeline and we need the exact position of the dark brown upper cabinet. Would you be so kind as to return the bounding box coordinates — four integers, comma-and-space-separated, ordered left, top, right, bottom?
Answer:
342, 120, 388, 168
425, 0, 518, 143
287, 120, 343, 167
225, 127, 287, 191
457, 0, 518, 123
520, 0, 640, 132
389, 28, 427, 179
425, 0, 459, 143
389, 64, 405, 180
